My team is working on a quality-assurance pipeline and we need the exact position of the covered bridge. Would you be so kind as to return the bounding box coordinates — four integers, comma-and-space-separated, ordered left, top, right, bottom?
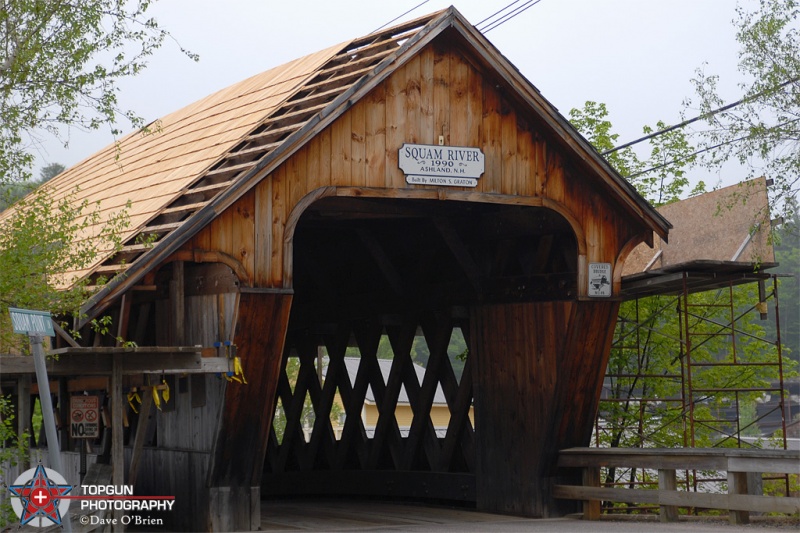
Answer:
1, 7, 670, 531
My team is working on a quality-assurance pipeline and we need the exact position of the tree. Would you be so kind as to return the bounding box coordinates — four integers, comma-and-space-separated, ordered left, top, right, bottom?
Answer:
688, 0, 799, 217
39, 163, 65, 183
0, 162, 66, 211
569, 101, 703, 206
0, 0, 197, 184
571, 101, 797, 502
773, 198, 800, 361
0, 186, 129, 352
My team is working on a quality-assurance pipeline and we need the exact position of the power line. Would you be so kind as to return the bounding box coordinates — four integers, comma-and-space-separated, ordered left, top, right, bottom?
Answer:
371, 0, 431, 34
604, 76, 800, 156
478, 0, 544, 33
476, 0, 528, 27
625, 116, 800, 180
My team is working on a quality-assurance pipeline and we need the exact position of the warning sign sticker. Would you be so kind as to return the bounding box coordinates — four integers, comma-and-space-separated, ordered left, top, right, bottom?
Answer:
70, 396, 100, 439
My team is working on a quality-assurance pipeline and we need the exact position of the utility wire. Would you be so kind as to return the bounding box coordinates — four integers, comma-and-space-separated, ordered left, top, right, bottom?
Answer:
478, 0, 544, 33
624, 116, 800, 179
476, 0, 528, 27
371, 0, 431, 34
604, 76, 800, 155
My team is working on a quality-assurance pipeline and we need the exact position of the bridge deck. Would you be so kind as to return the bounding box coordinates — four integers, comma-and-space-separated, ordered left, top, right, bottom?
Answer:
258, 499, 798, 532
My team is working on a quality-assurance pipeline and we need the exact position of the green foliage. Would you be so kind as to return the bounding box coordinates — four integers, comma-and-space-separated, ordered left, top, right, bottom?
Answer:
0, 162, 66, 211
773, 199, 800, 361
0, 395, 29, 527
599, 284, 798, 450
570, 102, 702, 206
687, 0, 800, 218
0, 186, 130, 352
0, 0, 198, 184
573, 98, 798, 500
39, 163, 65, 183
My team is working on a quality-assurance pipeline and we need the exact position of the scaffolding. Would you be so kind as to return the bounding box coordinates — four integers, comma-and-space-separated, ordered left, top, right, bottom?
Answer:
595, 269, 795, 508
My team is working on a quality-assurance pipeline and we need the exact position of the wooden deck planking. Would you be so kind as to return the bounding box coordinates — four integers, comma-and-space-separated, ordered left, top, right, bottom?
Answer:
260, 500, 526, 531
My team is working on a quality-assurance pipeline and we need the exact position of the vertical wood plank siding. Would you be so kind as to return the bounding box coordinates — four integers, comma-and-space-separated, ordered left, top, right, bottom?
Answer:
209, 291, 292, 487
185, 42, 645, 289
471, 300, 620, 517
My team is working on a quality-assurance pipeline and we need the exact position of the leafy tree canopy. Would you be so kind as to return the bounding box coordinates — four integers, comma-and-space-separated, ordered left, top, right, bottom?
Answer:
0, 187, 130, 352
569, 101, 704, 206
39, 162, 65, 183
688, 0, 800, 216
0, 0, 197, 184
0, 162, 66, 210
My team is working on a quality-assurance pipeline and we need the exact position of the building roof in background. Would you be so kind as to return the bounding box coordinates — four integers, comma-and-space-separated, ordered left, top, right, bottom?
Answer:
622, 177, 777, 297
341, 357, 448, 407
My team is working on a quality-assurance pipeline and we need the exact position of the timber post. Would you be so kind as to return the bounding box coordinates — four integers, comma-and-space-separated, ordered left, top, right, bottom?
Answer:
207, 290, 292, 531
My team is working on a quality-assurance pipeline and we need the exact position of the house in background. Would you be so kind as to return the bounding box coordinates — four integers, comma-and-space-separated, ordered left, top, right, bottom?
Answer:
340, 357, 474, 438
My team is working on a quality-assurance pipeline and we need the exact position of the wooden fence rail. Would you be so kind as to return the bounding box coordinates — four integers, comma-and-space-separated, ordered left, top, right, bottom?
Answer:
554, 447, 800, 525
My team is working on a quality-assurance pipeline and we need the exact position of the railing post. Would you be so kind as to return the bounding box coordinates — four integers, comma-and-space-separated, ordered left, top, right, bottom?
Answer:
583, 466, 601, 520
727, 471, 750, 525
658, 469, 678, 522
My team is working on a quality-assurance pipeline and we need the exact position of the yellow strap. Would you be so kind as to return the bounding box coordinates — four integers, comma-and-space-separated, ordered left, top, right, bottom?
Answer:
233, 356, 247, 384
126, 392, 139, 414
161, 379, 170, 403
152, 387, 161, 411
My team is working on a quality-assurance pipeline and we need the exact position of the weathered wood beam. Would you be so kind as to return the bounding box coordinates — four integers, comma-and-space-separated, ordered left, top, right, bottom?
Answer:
207, 292, 292, 532
52, 320, 81, 348
0, 352, 228, 375
127, 387, 154, 487
111, 354, 124, 532
115, 293, 132, 347
170, 261, 185, 346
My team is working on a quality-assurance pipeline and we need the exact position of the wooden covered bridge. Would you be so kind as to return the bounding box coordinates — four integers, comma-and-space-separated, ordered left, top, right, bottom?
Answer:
1, 8, 673, 531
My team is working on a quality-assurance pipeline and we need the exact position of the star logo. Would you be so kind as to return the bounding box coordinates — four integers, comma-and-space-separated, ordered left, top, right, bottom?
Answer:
8, 464, 72, 527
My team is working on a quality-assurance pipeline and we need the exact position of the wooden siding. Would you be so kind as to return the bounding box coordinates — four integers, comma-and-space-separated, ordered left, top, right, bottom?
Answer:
187, 41, 649, 295
471, 300, 619, 517
208, 291, 292, 531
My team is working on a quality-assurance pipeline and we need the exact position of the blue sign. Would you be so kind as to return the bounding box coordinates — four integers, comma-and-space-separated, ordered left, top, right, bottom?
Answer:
8, 308, 55, 337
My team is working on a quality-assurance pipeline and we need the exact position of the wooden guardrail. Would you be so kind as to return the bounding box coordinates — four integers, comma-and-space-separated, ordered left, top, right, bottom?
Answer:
554, 447, 800, 524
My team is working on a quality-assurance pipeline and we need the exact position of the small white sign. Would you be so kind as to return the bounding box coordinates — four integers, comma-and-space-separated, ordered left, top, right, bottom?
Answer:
588, 263, 612, 297
399, 143, 485, 185
70, 395, 100, 439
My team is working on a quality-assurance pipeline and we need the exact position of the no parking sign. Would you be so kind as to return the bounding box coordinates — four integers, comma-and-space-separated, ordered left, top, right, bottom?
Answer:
70, 396, 99, 438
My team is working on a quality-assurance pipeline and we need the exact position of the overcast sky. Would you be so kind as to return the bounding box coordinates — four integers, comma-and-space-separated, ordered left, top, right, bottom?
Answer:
35, 0, 748, 188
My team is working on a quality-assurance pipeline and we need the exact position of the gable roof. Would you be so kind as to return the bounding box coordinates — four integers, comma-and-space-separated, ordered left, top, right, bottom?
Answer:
2, 7, 670, 324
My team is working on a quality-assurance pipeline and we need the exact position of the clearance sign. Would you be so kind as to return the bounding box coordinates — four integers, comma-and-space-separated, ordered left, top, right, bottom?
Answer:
70, 396, 100, 439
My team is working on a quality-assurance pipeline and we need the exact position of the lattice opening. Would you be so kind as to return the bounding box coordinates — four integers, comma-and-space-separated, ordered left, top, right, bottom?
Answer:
272, 397, 286, 445
447, 327, 468, 385
300, 389, 315, 443
286, 352, 299, 394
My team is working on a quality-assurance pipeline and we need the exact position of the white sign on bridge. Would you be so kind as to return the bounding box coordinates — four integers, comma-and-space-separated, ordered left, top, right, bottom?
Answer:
399, 143, 485, 187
